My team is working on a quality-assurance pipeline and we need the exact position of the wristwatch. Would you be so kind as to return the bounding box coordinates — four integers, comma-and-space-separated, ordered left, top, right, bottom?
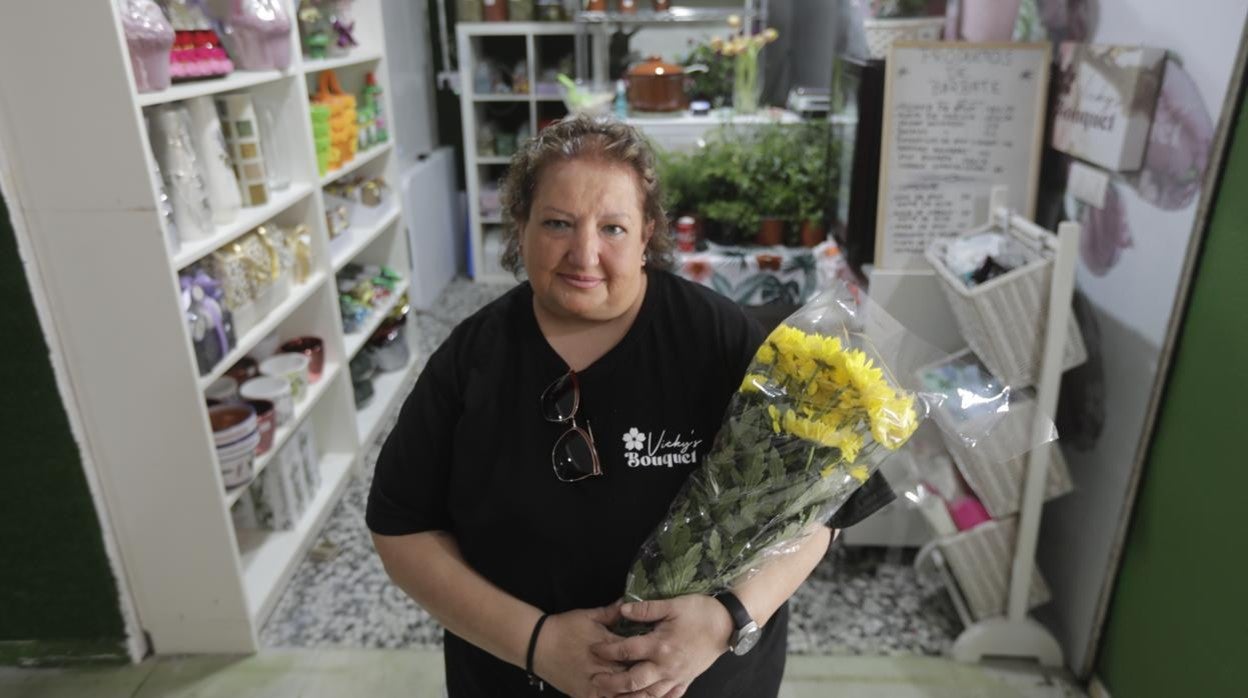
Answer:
713, 591, 761, 656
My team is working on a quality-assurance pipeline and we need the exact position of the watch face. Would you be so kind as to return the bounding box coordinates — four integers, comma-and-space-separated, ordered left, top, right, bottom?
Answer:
733, 621, 761, 656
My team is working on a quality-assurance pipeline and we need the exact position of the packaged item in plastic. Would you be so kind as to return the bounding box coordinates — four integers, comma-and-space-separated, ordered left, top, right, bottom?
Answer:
227, 0, 293, 71
122, 0, 174, 93
618, 280, 1059, 626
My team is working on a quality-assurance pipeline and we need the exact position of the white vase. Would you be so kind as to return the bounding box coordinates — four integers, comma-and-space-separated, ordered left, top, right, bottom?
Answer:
187, 96, 242, 225
150, 104, 215, 241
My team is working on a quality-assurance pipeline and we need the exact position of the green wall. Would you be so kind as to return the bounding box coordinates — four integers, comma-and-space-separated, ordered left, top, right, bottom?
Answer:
0, 193, 128, 665
1095, 85, 1248, 693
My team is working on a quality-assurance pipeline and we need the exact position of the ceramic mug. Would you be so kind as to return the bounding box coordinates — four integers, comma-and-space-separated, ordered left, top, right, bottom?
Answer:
217, 430, 260, 489
205, 375, 240, 403
240, 376, 294, 424
260, 352, 310, 402
280, 336, 325, 383
247, 399, 277, 455
208, 403, 256, 447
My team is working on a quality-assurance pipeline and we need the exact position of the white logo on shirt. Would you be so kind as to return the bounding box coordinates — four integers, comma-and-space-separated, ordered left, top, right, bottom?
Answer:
622, 428, 703, 468
622, 428, 646, 451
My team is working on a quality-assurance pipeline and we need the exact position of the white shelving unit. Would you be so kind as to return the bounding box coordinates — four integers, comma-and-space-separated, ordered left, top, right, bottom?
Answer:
457, 22, 580, 284
0, 0, 423, 655
455, 10, 783, 284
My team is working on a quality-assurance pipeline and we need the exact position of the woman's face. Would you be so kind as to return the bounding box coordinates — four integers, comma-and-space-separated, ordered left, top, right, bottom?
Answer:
521, 157, 654, 324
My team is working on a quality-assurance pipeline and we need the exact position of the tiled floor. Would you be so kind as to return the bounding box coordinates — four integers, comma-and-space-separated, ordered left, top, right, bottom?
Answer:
0, 650, 1085, 697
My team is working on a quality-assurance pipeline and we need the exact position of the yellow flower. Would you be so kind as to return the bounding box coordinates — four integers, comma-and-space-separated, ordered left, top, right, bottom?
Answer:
835, 430, 864, 463
871, 396, 919, 449
767, 404, 781, 433
843, 349, 884, 392
849, 465, 870, 483
755, 343, 776, 365
767, 325, 808, 357
782, 410, 832, 447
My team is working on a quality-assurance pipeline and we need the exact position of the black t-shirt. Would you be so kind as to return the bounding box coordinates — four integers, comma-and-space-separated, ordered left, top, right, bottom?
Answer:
366, 269, 891, 697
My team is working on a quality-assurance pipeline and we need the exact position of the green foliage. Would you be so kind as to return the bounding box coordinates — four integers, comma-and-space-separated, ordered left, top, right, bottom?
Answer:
655, 123, 837, 245
681, 42, 736, 108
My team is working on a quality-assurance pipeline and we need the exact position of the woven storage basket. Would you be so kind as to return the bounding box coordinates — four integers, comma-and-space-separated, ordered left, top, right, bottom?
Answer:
926, 226, 1087, 388
922, 350, 1075, 519
938, 517, 1050, 622
862, 17, 945, 59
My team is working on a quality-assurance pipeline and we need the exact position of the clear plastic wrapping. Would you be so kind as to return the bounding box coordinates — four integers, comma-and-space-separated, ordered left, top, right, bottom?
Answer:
619, 281, 1060, 619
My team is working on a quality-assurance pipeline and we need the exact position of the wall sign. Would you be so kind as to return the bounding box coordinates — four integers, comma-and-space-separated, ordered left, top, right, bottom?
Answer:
1051, 43, 1166, 173
874, 41, 1051, 270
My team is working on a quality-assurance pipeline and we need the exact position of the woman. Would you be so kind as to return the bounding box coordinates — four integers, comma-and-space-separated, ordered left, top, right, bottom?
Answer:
367, 116, 878, 698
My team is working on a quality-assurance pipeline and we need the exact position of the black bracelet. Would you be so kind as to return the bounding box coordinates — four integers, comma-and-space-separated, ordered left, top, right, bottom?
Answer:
526, 613, 550, 691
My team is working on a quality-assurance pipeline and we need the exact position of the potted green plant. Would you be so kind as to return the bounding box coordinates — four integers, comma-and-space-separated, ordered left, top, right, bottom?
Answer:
794, 123, 835, 246
692, 129, 758, 244
680, 40, 735, 108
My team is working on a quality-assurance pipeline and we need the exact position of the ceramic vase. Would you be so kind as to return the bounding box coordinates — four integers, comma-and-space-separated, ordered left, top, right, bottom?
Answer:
150, 104, 215, 240
187, 96, 242, 225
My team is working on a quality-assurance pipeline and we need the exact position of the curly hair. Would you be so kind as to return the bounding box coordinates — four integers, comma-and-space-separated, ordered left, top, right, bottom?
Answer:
497, 115, 674, 275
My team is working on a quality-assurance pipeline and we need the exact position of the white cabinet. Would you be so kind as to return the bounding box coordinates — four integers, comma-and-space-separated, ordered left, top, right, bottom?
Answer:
0, 0, 427, 654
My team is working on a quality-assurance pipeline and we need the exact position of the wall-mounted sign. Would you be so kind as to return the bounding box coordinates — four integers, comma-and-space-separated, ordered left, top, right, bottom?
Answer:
1051, 43, 1166, 173
875, 41, 1050, 270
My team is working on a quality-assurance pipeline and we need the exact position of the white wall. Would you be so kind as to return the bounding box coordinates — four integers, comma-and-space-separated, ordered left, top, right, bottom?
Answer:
1033, 0, 1247, 677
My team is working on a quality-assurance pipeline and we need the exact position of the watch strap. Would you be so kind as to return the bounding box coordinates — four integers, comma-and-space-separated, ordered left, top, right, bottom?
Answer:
713, 591, 753, 634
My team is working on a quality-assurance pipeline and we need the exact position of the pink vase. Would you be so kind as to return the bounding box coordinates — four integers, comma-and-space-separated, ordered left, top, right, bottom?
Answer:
122, 0, 174, 92
958, 0, 1021, 42
230, 0, 293, 71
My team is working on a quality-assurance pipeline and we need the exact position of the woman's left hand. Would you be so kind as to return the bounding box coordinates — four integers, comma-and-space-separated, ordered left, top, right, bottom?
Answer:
588, 595, 733, 698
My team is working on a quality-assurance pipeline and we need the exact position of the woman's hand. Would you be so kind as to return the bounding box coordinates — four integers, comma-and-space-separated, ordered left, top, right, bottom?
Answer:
533, 602, 631, 698
588, 596, 733, 698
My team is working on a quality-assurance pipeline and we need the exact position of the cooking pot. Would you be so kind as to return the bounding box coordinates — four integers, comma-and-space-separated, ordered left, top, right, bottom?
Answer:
627, 56, 692, 113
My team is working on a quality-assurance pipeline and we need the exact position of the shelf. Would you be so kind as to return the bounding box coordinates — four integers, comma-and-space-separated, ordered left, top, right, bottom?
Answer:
343, 277, 411, 359
196, 271, 328, 391
237, 451, 355, 621
330, 204, 402, 272
355, 347, 419, 450
301, 50, 383, 74
476, 156, 512, 164
575, 8, 754, 24
319, 142, 393, 186
473, 94, 531, 102
171, 182, 315, 270
136, 69, 292, 107
458, 22, 577, 36
224, 360, 342, 508
480, 213, 503, 224
534, 94, 566, 102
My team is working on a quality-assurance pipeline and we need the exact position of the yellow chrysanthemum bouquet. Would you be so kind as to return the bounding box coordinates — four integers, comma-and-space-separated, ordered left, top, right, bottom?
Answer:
621, 285, 925, 614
